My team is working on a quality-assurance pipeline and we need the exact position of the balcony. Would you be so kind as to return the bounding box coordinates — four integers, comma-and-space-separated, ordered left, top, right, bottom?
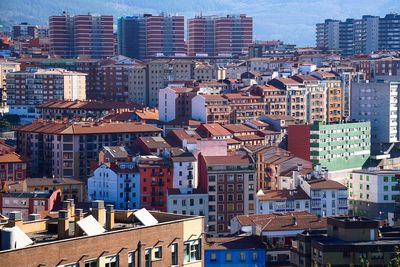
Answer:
187, 173, 193, 180
187, 164, 194, 170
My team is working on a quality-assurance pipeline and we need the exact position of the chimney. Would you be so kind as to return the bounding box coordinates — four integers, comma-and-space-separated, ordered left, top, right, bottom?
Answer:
297, 164, 302, 171
28, 214, 40, 221
62, 200, 71, 220
105, 204, 115, 231
92, 200, 105, 226
291, 217, 297, 226
67, 199, 75, 220
58, 210, 69, 239
7, 211, 23, 227
74, 208, 84, 237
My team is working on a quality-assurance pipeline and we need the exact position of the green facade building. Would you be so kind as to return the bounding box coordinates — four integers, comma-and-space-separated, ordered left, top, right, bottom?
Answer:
310, 121, 371, 171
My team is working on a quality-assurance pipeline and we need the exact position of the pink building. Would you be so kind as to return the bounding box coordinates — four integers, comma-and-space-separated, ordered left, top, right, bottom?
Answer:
0, 190, 62, 220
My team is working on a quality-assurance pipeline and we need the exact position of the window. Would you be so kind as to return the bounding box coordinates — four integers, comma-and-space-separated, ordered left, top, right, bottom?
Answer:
392, 176, 397, 182
271, 255, 278, 262
145, 249, 152, 267
209, 175, 216, 182
171, 243, 178, 266
252, 252, 258, 261
184, 239, 201, 263
384, 195, 389, 201
153, 246, 162, 260
240, 252, 246, 261
128, 252, 134, 267
104, 256, 118, 267
384, 186, 389, 192
210, 253, 217, 262
85, 260, 98, 267
384, 176, 389, 182
225, 253, 232, 262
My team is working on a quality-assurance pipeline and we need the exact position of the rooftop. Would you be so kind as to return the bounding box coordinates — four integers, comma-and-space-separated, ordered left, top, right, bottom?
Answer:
205, 236, 266, 250
257, 188, 310, 201
222, 124, 255, 133
203, 154, 253, 166
307, 179, 347, 190
235, 212, 327, 232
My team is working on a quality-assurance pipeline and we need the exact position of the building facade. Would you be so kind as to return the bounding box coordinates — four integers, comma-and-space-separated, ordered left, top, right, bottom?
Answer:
49, 13, 114, 59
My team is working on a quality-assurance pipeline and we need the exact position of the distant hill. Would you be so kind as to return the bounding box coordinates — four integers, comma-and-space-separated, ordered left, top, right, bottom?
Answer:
1, 0, 400, 46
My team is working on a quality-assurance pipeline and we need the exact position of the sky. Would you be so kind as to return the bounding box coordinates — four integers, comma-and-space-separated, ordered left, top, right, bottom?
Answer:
2, 0, 400, 46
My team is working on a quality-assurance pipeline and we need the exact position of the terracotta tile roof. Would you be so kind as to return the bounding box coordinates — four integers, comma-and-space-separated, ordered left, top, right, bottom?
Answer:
203, 154, 253, 165
0, 152, 27, 163
254, 85, 281, 91
257, 188, 310, 201
307, 179, 347, 190
226, 138, 241, 145
234, 134, 265, 141
248, 120, 269, 127
167, 129, 201, 145
171, 87, 194, 93
292, 75, 319, 82
201, 94, 226, 101
235, 211, 327, 232
222, 124, 255, 133
223, 93, 262, 100
138, 137, 171, 149
198, 123, 232, 137
16, 121, 162, 135
25, 177, 84, 187
134, 109, 159, 120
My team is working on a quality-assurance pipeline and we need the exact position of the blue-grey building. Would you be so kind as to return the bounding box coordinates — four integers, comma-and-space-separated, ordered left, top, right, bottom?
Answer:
204, 236, 266, 267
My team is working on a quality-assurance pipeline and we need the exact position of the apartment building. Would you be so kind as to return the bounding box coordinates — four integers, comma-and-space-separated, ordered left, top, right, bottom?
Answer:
145, 60, 195, 107
188, 14, 253, 57
15, 120, 162, 180
231, 212, 327, 266
291, 217, 400, 267
243, 145, 312, 190
316, 14, 400, 56
288, 121, 371, 173
6, 68, 86, 122
192, 94, 230, 124
118, 14, 185, 59
0, 60, 20, 113
349, 169, 400, 218
268, 78, 307, 123
0, 140, 28, 182
98, 57, 144, 101
49, 13, 114, 59
138, 155, 174, 211
298, 175, 348, 217
12, 22, 38, 38
198, 153, 256, 235
88, 161, 140, 210
37, 100, 144, 121
292, 75, 326, 123
171, 149, 198, 192
0, 191, 61, 221
250, 84, 287, 116
9, 177, 85, 202
223, 93, 265, 124
167, 188, 208, 225
159, 86, 197, 122
311, 71, 343, 122
256, 188, 310, 214
351, 80, 400, 145
0, 206, 204, 267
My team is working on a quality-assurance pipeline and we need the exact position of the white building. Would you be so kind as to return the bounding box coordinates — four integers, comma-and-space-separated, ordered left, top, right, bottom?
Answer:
349, 169, 400, 218
88, 162, 140, 210
167, 188, 209, 227
256, 188, 310, 214
171, 151, 198, 192
279, 166, 348, 217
